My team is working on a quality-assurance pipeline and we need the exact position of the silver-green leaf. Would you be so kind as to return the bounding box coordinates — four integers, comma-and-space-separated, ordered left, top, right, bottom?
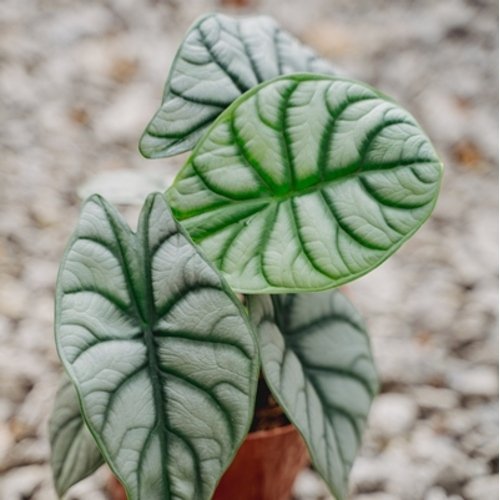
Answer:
49, 375, 104, 497
248, 291, 378, 500
139, 13, 336, 158
168, 74, 443, 293
55, 193, 258, 500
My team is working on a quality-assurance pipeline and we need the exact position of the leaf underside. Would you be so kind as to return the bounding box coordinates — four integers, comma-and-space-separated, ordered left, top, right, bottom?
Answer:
168, 74, 443, 293
49, 375, 104, 497
248, 291, 378, 500
139, 13, 336, 158
55, 193, 258, 500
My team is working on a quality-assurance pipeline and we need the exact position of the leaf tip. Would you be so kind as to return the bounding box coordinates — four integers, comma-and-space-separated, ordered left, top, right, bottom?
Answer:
82, 192, 106, 208
138, 132, 152, 159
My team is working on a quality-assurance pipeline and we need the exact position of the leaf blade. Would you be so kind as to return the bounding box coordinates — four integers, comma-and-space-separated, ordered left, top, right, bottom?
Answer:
248, 291, 378, 500
55, 193, 258, 500
139, 13, 337, 158
49, 375, 104, 497
168, 74, 443, 293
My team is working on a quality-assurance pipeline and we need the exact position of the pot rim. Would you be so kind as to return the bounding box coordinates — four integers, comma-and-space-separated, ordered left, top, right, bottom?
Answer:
245, 423, 297, 441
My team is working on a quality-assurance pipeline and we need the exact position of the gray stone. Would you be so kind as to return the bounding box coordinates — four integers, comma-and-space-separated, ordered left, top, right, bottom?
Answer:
410, 426, 488, 489
448, 366, 498, 398
293, 468, 331, 499
368, 442, 434, 500
16, 377, 60, 434
0, 398, 14, 422
463, 475, 499, 500
0, 278, 29, 321
354, 494, 399, 500
93, 85, 157, 144
370, 336, 444, 386
350, 456, 388, 493
0, 465, 47, 499
0, 422, 14, 467
413, 386, 459, 412
425, 486, 463, 500
77, 168, 172, 206
1, 438, 50, 472
369, 394, 418, 439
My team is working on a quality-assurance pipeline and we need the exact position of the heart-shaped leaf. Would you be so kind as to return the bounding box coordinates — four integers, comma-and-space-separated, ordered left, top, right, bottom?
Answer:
168, 74, 443, 293
139, 13, 336, 158
49, 375, 104, 497
55, 193, 258, 500
248, 291, 378, 500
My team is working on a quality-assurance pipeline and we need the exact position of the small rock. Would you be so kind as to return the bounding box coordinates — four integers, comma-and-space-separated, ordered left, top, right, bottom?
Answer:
419, 89, 469, 145
16, 318, 53, 353
461, 429, 499, 463
0, 316, 10, 343
293, 468, 330, 499
410, 426, 487, 489
93, 85, 156, 143
0, 464, 46, 499
413, 386, 459, 412
354, 494, 399, 500
347, 258, 405, 314
458, 403, 498, 461
406, 268, 462, 332
0, 347, 46, 402
463, 475, 499, 500
462, 333, 499, 366
1, 438, 49, 472
0, 398, 14, 422
369, 393, 418, 439
350, 456, 388, 493
35, 4, 115, 45
0, 422, 14, 466
425, 486, 463, 500
78, 168, 171, 206
0, 278, 29, 321
441, 408, 476, 436
20, 258, 58, 291
352, 440, 435, 499
16, 377, 60, 434
448, 366, 498, 398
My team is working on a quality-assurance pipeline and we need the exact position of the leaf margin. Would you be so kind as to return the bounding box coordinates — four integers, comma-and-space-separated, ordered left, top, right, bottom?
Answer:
138, 13, 337, 159
49, 374, 104, 498
54, 192, 260, 500
247, 290, 379, 500
166, 72, 444, 294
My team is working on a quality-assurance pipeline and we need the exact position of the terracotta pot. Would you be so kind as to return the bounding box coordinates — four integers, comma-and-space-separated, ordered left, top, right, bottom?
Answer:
214, 424, 309, 500
107, 424, 309, 500
107, 475, 126, 500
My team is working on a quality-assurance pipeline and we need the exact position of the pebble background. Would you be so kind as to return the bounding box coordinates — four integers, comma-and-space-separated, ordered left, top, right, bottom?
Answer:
0, 0, 498, 499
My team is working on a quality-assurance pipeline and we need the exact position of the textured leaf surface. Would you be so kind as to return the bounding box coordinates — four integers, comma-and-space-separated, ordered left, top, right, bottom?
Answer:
49, 375, 104, 497
139, 13, 336, 158
55, 193, 258, 500
168, 74, 443, 293
248, 291, 378, 500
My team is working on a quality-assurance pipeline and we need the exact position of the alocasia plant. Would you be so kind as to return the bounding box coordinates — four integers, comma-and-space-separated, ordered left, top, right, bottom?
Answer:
50, 12, 443, 500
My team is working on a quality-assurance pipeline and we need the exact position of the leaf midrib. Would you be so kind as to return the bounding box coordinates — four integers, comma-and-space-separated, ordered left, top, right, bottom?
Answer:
101, 201, 172, 500
140, 200, 173, 500
182, 157, 438, 223
180, 159, 438, 257
264, 299, 350, 491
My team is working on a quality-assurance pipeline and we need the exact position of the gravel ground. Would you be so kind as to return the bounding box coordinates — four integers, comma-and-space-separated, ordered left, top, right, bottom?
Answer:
0, 0, 498, 499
